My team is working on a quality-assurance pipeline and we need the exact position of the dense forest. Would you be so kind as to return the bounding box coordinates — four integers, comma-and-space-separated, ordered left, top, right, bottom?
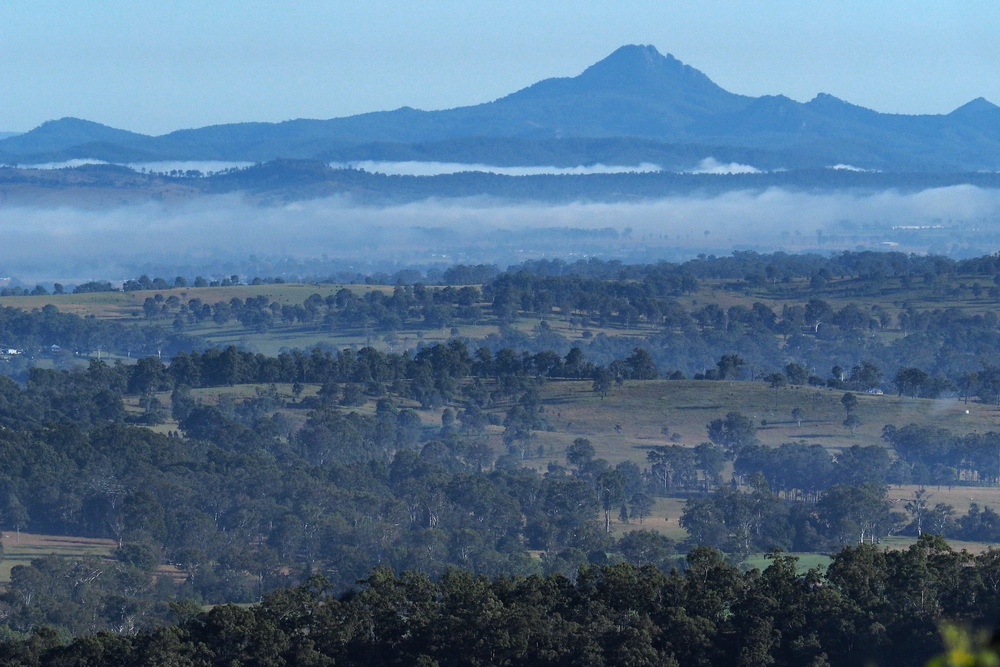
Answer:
0, 540, 998, 665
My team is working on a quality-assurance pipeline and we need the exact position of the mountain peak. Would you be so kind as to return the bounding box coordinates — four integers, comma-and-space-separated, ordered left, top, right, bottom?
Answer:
585, 44, 668, 71
577, 44, 720, 94
949, 97, 1000, 116
804, 93, 877, 118
808, 93, 848, 106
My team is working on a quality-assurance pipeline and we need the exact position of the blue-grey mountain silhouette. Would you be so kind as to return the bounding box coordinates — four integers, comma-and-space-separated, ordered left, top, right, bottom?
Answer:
2, 45, 998, 171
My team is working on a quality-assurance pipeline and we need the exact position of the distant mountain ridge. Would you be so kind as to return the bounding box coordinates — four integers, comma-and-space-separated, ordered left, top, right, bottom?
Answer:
3, 45, 1000, 171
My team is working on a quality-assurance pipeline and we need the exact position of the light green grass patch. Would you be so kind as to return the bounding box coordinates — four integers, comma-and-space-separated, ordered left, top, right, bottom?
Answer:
0, 533, 116, 584
534, 379, 1000, 467
743, 552, 832, 573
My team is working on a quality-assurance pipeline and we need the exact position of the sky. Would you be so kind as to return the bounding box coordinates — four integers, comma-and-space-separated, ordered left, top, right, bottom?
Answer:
1, 1, 999, 135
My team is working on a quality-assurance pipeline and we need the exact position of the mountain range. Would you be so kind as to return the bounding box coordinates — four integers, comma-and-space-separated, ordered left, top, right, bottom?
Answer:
3, 44, 1000, 172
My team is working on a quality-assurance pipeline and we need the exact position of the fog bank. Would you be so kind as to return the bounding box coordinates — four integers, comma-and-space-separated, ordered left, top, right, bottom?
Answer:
1, 185, 998, 282
327, 161, 664, 176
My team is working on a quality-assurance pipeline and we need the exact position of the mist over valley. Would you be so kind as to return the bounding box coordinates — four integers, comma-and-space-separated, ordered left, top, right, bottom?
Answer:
2, 183, 999, 285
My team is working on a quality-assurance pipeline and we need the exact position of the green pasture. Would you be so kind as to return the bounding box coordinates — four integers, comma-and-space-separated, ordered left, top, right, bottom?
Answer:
181, 313, 656, 358
529, 379, 1000, 468
691, 273, 1000, 323
0, 533, 116, 584
191, 323, 479, 357
2, 273, 999, 329
6, 274, 1000, 361
0, 283, 392, 321
742, 552, 832, 573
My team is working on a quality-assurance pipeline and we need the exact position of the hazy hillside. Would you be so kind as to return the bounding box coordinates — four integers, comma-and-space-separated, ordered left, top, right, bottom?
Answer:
3, 45, 1000, 171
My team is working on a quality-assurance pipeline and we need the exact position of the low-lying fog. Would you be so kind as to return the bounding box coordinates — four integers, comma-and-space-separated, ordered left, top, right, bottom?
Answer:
328, 158, 767, 176
16, 158, 765, 177
328, 161, 665, 176
1, 184, 998, 284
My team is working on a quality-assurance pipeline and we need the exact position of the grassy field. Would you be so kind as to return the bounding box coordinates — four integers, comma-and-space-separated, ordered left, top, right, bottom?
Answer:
0, 532, 190, 585
888, 484, 1000, 517
686, 274, 1000, 326
174, 312, 658, 358
743, 552, 833, 573
0, 533, 116, 584
526, 379, 1000, 468
0, 284, 393, 321
521, 379, 1000, 542
8, 273, 999, 359
1, 274, 996, 319
609, 497, 689, 542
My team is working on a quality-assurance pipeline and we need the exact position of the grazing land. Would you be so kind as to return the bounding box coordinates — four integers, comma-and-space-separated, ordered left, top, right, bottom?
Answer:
0, 533, 115, 584
527, 379, 999, 466
4, 271, 1000, 358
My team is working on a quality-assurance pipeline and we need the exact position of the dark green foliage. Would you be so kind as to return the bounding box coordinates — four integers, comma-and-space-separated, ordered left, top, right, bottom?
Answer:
72, 281, 115, 294
706, 411, 757, 457
882, 424, 1000, 485
10, 539, 1000, 666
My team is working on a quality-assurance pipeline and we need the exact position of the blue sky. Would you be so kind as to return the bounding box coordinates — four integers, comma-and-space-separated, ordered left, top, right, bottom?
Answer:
2, 1, 998, 135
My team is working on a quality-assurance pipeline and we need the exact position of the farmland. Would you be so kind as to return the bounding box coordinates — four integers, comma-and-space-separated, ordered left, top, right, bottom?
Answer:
4, 251, 1000, 642
0, 533, 115, 585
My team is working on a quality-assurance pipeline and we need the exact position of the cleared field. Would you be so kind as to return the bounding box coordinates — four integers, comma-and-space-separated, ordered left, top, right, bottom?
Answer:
0, 532, 116, 584
172, 311, 658, 358
0, 284, 392, 321
688, 275, 1000, 326
607, 496, 688, 541
8, 273, 1000, 365
743, 552, 832, 573
530, 379, 1000, 468
193, 324, 480, 357
889, 484, 1000, 517
0, 533, 190, 585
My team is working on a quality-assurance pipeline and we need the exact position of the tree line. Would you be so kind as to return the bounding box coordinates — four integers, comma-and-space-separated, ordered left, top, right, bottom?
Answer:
2, 538, 998, 666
